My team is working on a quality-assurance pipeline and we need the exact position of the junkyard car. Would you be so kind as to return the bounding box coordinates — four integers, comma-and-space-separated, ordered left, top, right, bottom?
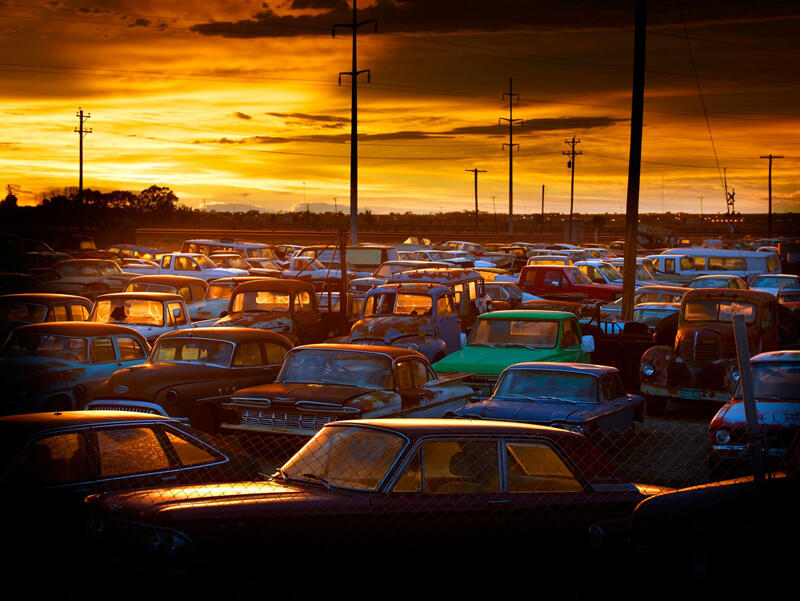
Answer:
433, 310, 595, 398
123, 274, 208, 317
1, 411, 260, 561
214, 279, 322, 345
349, 260, 450, 299
485, 282, 538, 309
88, 328, 292, 433
685, 274, 749, 289
749, 273, 800, 297
187, 276, 272, 321
0, 293, 92, 340
0, 322, 148, 413
222, 344, 473, 437
451, 362, 645, 436
90, 292, 194, 345
157, 252, 249, 281
86, 418, 666, 577
342, 283, 463, 362
639, 288, 781, 414
48, 259, 136, 298
709, 351, 800, 472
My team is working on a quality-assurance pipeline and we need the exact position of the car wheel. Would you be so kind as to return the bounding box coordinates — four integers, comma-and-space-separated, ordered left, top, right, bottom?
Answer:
645, 395, 667, 416
190, 404, 218, 434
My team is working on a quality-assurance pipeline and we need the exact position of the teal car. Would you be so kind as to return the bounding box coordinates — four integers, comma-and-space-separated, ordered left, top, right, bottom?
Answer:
432, 310, 594, 398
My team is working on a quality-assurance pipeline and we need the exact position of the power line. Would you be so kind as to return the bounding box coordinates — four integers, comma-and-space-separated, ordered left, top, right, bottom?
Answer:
500, 78, 523, 235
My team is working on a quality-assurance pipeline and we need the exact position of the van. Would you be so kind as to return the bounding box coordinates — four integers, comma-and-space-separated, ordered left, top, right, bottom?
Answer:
659, 248, 781, 280
180, 239, 278, 261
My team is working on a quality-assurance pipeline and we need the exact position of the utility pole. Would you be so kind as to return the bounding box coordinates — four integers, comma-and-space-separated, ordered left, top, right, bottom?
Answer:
562, 136, 582, 243
724, 167, 736, 233
540, 185, 545, 242
699, 196, 704, 234
759, 154, 783, 238
75, 107, 92, 204
491, 195, 498, 232
465, 168, 487, 238
333, 0, 377, 245
621, 0, 646, 323
500, 78, 523, 236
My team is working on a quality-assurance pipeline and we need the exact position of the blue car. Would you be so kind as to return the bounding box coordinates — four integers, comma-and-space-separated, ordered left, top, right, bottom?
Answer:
450, 362, 645, 437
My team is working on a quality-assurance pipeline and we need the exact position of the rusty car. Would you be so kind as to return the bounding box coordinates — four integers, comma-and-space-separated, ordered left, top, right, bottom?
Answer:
187, 276, 273, 322
0, 322, 148, 414
0, 293, 93, 340
90, 292, 195, 346
47, 259, 137, 298
348, 260, 450, 300
221, 344, 473, 437
639, 288, 781, 414
341, 282, 464, 362
123, 274, 208, 317
213, 279, 323, 345
87, 327, 293, 433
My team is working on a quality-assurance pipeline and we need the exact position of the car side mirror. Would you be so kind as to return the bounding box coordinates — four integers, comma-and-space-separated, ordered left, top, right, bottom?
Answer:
581, 335, 595, 353
551, 281, 560, 287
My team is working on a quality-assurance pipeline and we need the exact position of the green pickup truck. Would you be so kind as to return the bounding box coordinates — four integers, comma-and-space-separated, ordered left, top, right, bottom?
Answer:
432, 309, 595, 398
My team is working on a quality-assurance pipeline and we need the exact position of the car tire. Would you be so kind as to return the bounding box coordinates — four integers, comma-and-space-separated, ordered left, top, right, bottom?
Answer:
645, 395, 667, 416
190, 404, 218, 435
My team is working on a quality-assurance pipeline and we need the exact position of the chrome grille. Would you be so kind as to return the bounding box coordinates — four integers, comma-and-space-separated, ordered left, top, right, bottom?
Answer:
239, 410, 338, 431
678, 337, 722, 366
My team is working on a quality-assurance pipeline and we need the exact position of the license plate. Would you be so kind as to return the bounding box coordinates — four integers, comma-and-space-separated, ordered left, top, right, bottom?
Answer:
679, 388, 703, 400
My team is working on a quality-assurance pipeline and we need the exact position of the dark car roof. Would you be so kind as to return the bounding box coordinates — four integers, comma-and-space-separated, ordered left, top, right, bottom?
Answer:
128, 275, 208, 287
95, 292, 183, 302
157, 327, 293, 346
502, 362, 618, 376
369, 282, 452, 295
388, 268, 483, 285
232, 279, 316, 294
12, 321, 148, 338
0, 293, 92, 305
292, 343, 427, 362
0, 410, 172, 432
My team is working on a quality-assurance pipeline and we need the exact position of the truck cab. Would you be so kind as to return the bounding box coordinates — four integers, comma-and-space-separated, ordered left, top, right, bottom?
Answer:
518, 265, 622, 303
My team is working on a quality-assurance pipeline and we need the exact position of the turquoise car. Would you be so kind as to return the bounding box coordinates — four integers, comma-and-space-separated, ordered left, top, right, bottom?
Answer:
432, 310, 594, 398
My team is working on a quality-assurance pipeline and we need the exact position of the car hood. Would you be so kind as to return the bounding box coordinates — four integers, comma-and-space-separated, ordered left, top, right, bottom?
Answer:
433, 346, 566, 375
215, 313, 293, 332
713, 399, 800, 429
232, 382, 371, 406
102, 362, 230, 395
91, 480, 324, 519
349, 315, 434, 343
454, 398, 591, 422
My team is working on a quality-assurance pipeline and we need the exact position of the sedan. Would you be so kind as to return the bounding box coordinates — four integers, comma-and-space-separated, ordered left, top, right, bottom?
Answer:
685, 274, 748, 290
749, 273, 800, 297
450, 362, 645, 436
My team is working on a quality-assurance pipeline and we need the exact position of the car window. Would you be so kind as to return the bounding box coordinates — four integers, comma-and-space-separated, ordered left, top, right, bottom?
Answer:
709, 257, 746, 271
48, 305, 69, 322
664, 258, 675, 274
601, 375, 625, 402
680, 257, 694, 271
12, 432, 92, 487
295, 291, 314, 312
232, 342, 264, 367
263, 342, 288, 365
69, 304, 89, 321
90, 337, 117, 363
437, 295, 455, 316
95, 427, 171, 478
167, 302, 187, 326
395, 361, 414, 389
190, 284, 206, 301
117, 336, 146, 361
410, 360, 435, 386
505, 441, 583, 493
394, 440, 499, 494
177, 286, 192, 302
561, 320, 579, 348
164, 430, 218, 467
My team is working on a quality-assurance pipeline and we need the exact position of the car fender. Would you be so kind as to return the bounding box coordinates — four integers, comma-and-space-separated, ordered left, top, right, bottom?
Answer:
390, 335, 447, 362
345, 390, 402, 418
639, 345, 672, 385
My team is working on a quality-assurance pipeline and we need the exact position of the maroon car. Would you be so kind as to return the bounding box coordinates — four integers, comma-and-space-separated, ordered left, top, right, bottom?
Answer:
86, 418, 667, 578
518, 265, 622, 302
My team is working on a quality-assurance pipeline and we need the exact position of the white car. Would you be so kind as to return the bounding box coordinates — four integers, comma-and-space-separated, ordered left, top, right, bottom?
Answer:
749, 274, 800, 297
90, 292, 195, 346
157, 253, 249, 281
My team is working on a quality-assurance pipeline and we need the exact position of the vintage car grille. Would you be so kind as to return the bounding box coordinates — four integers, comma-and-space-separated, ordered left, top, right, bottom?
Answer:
666, 362, 692, 387
239, 409, 339, 431
678, 336, 723, 367
88, 403, 161, 415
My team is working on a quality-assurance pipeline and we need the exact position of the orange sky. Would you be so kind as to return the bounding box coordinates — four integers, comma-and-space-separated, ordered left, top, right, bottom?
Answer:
1, 0, 798, 214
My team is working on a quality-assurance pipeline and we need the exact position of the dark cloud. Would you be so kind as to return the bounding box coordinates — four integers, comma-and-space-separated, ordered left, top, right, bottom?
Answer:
195, 115, 621, 144
191, 1, 800, 39
267, 111, 349, 128
127, 18, 151, 28
234, 111, 253, 120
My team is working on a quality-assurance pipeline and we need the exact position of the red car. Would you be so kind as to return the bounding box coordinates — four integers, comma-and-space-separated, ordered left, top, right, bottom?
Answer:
518, 265, 622, 302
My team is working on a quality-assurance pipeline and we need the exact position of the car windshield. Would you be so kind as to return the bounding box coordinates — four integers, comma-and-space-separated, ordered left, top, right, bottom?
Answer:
94, 299, 164, 326
151, 338, 234, 366
231, 290, 291, 312
428, 251, 454, 261
374, 263, 414, 278
0, 302, 47, 323
494, 370, 597, 403
127, 283, 175, 294
195, 255, 216, 269
207, 283, 235, 299
281, 425, 406, 491
469, 318, 559, 349
278, 349, 395, 389
1, 333, 88, 362
596, 263, 622, 281
683, 300, 756, 323
636, 265, 655, 281
689, 277, 733, 288
564, 267, 593, 286
363, 293, 433, 316
744, 362, 800, 399
751, 276, 799, 289
246, 247, 276, 259
216, 255, 250, 270
633, 307, 677, 325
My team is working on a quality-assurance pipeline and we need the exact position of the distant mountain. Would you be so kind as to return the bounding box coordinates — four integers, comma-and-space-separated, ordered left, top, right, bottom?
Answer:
204, 202, 266, 213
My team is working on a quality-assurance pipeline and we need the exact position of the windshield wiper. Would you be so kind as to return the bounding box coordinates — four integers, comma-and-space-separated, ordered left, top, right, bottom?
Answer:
497, 343, 543, 349
469, 342, 496, 347
271, 467, 288, 481
532, 395, 578, 404
302, 472, 333, 490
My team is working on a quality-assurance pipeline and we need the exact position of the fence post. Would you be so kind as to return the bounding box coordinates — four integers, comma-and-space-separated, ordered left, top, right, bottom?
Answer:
732, 314, 764, 482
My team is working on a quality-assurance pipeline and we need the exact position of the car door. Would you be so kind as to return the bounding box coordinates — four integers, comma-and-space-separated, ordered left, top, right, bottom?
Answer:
230, 340, 287, 390
560, 318, 585, 361
436, 294, 463, 352
596, 374, 635, 434
292, 290, 322, 344
395, 359, 437, 415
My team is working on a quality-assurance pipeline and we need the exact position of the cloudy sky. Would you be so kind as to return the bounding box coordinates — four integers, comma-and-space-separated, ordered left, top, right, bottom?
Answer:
1, 0, 798, 215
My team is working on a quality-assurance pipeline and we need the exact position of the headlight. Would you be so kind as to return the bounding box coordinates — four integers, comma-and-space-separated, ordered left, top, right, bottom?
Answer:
731, 370, 740, 383
641, 362, 655, 377
714, 429, 731, 445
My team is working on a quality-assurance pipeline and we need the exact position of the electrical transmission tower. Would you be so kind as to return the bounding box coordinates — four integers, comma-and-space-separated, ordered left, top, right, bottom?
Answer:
759, 154, 783, 238
562, 136, 582, 243
500, 78, 524, 236
333, 0, 377, 245
465, 168, 487, 237
75, 107, 92, 203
